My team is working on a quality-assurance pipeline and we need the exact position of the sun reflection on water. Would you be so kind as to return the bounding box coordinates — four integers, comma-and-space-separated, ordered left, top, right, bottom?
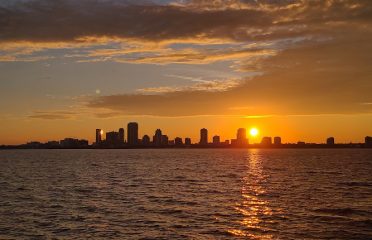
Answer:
228, 150, 273, 239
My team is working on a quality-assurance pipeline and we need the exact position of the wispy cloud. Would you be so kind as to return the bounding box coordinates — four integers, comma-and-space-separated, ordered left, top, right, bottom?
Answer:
28, 111, 78, 120
137, 77, 242, 93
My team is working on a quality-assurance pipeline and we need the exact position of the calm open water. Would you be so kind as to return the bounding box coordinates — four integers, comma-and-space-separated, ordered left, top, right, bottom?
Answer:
0, 149, 371, 239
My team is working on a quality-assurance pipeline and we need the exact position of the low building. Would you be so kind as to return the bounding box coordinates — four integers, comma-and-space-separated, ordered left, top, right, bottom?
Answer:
25, 141, 42, 149
175, 137, 183, 146
106, 131, 119, 145
142, 135, 151, 146
274, 137, 282, 145
261, 137, 272, 146
45, 141, 60, 148
161, 135, 169, 146
60, 138, 88, 148
365, 136, 372, 146
213, 135, 220, 145
185, 138, 192, 146
327, 137, 335, 145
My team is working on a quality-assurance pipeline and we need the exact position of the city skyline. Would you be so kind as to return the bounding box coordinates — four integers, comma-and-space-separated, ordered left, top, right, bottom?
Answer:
1, 0, 372, 145
2, 114, 372, 145
3, 121, 372, 148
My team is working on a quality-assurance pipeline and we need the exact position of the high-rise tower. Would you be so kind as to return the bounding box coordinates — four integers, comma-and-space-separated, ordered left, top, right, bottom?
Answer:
119, 128, 125, 143
153, 129, 162, 146
95, 129, 102, 144
236, 128, 248, 146
200, 128, 208, 145
127, 122, 139, 146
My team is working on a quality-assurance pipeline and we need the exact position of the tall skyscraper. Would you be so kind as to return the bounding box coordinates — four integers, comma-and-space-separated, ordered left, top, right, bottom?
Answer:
236, 128, 248, 146
153, 129, 162, 146
237, 128, 246, 141
127, 122, 139, 146
200, 128, 208, 145
119, 128, 125, 143
95, 129, 102, 144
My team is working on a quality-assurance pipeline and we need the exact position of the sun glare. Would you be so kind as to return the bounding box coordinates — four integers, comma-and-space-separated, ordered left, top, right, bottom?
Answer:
250, 128, 259, 137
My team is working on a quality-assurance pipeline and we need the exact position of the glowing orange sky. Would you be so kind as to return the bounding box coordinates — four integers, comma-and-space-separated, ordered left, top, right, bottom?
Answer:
1, 114, 371, 145
0, 0, 371, 144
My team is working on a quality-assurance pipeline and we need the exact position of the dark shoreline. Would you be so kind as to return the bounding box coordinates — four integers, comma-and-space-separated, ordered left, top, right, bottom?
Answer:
1, 144, 371, 150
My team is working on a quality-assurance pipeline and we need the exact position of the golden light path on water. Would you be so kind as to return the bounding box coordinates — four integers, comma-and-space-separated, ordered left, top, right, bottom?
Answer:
228, 150, 273, 239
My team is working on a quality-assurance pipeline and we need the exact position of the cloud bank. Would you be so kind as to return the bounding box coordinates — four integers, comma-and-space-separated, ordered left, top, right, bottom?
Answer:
2, 0, 371, 117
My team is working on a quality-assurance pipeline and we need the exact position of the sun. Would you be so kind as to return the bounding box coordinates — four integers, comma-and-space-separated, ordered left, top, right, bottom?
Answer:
249, 128, 259, 137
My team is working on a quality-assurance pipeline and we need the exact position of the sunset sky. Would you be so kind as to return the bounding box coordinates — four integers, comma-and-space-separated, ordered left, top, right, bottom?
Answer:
1, 0, 371, 145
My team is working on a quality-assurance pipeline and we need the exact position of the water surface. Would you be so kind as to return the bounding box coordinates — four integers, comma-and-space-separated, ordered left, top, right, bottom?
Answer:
0, 149, 371, 239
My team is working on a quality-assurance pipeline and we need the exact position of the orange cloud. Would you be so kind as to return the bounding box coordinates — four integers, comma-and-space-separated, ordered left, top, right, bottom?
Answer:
86, 34, 372, 116
2, 0, 372, 118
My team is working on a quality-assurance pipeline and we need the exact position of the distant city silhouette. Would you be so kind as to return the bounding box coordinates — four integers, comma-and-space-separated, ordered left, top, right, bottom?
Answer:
1, 121, 371, 149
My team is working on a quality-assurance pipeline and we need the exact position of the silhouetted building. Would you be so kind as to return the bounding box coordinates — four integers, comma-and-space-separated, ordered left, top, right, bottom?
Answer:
213, 135, 220, 145
365, 136, 372, 146
25, 141, 42, 149
175, 137, 183, 146
79, 139, 89, 147
274, 137, 282, 145
60, 138, 88, 148
61, 138, 77, 148
200, 128, 208, 145
161, 135, 169, 146
261, 137, 272, 146
185, 138, 191, 146
224, 140, 230, 145
96, 129, 102, 144
142, 135, 150, 146
237, 128, 246, 140
169, 140, 175, 145
127, 122, 139, 146
236, 128, 248, 146
106, 131, 119, 145
119, 128, 125, 143
327, 137, 335, 145
297, 141, 306, 145
153, 129, 162, 146
45, 141, 60, 148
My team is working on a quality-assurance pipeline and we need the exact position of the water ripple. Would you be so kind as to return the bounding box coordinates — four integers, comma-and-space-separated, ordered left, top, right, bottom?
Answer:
0, 149, 371, 239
